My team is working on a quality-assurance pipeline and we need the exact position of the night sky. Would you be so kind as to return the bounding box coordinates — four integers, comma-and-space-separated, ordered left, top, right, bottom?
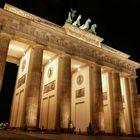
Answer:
0, 0, 140, 122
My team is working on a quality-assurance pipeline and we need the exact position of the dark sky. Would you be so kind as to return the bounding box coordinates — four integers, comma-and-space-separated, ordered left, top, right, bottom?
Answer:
0, 0, 140, 122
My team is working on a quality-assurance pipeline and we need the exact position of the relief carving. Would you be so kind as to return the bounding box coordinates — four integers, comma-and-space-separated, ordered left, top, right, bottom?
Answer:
76, 88, 85, 98
44, 80, 55, 94
77, 74, 84, 85
17, 74, 26, 88
47, 67, 53, 78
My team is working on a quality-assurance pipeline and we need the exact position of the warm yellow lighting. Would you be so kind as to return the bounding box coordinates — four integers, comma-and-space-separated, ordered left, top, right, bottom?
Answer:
10, 45, 25, 52
46, 56, 51, 60
48, 59, 52, 63
43, 55, 51, 60
78, 68, 81, 71
75, 65, 80, 68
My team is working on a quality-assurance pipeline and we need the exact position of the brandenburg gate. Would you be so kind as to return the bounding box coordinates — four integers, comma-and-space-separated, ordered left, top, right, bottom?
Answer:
0, 4, 140, 135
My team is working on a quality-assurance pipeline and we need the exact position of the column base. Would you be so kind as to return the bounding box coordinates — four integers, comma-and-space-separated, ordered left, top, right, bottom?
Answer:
25, 127, 38, 131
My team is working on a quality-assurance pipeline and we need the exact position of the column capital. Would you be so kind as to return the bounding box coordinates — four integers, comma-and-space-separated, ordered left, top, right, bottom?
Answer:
108, 69, 121, 74
31, 43, 44, 49
120, 72, 130, 78
0, 32, 11, 40
90, 63, 102, 69
128, 75, 138, 79
59, 53, 71, 58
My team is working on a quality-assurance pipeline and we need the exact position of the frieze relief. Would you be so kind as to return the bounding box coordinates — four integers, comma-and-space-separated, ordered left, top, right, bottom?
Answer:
6, 19, 20, 30
4, 18, 50, 43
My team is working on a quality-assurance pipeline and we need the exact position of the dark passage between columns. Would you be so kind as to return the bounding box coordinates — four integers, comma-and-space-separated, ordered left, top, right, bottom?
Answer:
0, 62, 18, 123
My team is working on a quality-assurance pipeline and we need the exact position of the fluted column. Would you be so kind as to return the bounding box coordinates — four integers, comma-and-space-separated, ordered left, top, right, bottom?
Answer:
0, 33, 11, 93
129, 76, 138, 135
25, 47, 43, 129
110, 71, 123, 134
56, 54, 71, 132
124, 77, 133, 134
90, 64, 104, 133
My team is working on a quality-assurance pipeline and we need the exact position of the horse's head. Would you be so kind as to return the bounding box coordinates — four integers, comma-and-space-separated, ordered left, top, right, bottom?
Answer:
92, 24, 97, 28
87, 18, 91, 24
78, 15, 82, 19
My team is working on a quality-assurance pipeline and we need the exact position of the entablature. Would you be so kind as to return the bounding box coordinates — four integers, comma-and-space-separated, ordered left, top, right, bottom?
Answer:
0, 4, 140, 75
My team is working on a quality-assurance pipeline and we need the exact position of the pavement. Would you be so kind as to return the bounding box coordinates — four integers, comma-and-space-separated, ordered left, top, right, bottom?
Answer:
0, 129, 140, 140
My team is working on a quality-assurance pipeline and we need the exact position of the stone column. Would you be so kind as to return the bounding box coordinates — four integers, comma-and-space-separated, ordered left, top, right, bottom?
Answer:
107, 72, 114, 133
0, 33, 11, 93
90, 64, 104, 133
110, 71, 123, 134
25, 47, 43, 129
129, 76, 138, 135
56, 54, 71, 132
124, 77, 133, 134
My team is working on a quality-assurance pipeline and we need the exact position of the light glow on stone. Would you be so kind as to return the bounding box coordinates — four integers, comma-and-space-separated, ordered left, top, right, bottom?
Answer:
75, 65, 80, 68
10, 44, 25, 52
78, 68, 81, 71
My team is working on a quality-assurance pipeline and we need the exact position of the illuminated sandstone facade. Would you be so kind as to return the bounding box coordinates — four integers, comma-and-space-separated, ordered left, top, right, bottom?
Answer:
0, 4, 140, 135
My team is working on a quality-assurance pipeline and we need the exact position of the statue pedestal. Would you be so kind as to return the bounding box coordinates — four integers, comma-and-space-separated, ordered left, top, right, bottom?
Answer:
63, 23, 104, 48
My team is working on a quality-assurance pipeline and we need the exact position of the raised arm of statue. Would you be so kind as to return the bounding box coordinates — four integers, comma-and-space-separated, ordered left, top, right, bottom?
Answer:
71, 9, 77, 19
65, 9, 77, 24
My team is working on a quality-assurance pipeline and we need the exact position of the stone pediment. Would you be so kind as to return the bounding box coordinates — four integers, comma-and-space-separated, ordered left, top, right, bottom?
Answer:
63, 23, 103, 48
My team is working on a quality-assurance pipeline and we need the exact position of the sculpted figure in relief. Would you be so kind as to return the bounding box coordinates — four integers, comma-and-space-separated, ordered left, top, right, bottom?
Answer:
89, 24, 97, 34
72, 15, 81, 27
80, 18, 91, 30
65, 9, 77, 24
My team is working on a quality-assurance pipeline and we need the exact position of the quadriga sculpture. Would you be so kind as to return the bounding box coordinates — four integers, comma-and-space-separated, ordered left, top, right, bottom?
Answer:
72, 15, 81, 27
89, 24, 97, 35
80, 18, 91, 30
